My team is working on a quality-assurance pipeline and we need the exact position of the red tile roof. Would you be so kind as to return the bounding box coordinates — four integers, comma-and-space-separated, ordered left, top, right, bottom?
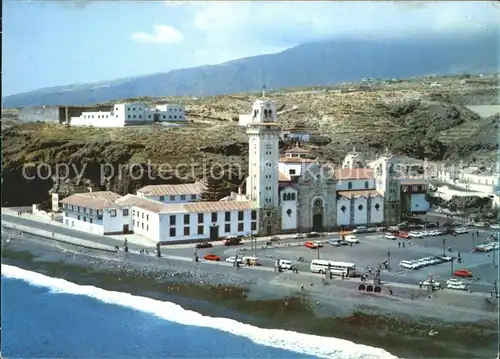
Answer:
337, 190, 383, 198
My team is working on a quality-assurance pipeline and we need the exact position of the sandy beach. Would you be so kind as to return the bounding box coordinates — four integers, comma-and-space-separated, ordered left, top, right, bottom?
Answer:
2, 227, 498, 359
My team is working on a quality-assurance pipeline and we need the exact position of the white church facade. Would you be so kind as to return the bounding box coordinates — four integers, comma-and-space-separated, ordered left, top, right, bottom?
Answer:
60, 96, 430, 242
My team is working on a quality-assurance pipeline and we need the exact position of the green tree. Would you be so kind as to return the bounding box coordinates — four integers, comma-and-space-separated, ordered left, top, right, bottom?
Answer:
200, 168, 223, 202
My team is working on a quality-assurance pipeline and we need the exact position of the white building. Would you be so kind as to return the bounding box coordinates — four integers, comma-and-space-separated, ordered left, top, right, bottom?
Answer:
61, 191, 131, 235
70, 102, 185, 127
136, 181, 206, 203
115, 194, 257, 243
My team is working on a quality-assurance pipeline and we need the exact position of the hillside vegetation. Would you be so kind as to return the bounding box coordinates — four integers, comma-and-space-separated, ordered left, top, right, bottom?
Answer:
2, 76, 498, 206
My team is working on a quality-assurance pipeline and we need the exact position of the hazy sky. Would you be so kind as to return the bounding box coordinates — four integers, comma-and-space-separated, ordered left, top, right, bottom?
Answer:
3, 1, 499, 96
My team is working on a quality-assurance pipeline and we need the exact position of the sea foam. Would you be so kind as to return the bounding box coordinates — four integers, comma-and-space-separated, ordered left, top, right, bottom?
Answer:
2, 264, 399, 359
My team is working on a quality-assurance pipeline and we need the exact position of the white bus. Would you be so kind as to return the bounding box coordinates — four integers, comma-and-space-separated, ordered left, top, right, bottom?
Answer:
310, 259, 356, 277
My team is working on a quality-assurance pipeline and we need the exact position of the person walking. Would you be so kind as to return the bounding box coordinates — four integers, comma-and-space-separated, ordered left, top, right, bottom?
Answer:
398, 242, 401, 248
419, 281, 423, 288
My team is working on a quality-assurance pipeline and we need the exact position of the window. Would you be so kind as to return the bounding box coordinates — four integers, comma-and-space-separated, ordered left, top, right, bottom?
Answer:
110, 209, 117, 217
83, 217, 86, 222
180, 195, 186, 200
364, 181, 369, 189
211, 212, 217, 222
159, 195, 165, 201
358, 204, 363, 211
139, 115, 142, 119
225, 212, 231, 221
170, 195, 175, 201
251, 222, 257, 231
184, 214, 190, 225
90, 218, 93, 223
89, 209, 93, 215
77, 215, 81, 220
291, 193, 296, 201
133, 209, 135, 216
163, 115, 166, 119
412, 185, 418, 192
184, 227, 190, 236
348, 182, 353, 190
238, 223, 244, 231
374, 203, 380, 211
128, 115, 131, 119
197, 225, 204, 235
266, 211, 271, 217
251, 210, 257, 220
137, 211, 140, 217
133, 115, 136, 119
123, 209, 129, 216
238, 211, 244, 221
225, 223, 231, 233
170, 215, 176, 226
142, 223, 144, 229
146, 225, 149, 231
191, 194, 197, 200
133, 220, 135, 226
142, 212, 144, 219
198, 213, 204, 223
341, 205, 346, 213
418, 185, 423, 192
286, 209, 292, 217
170, 227, 176, 237
289, 169, 296, 175
77, 206, 81, 213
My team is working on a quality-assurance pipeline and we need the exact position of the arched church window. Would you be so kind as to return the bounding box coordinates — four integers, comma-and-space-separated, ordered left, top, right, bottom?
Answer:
340, 205, 346, 212
374, 203, 380, 211
291, 193, 296, 201
283, 193, 287, 201
286, 209, 292, 217
253, 109, 258, 117
286, 193, 291, 201
268, 109, 273, 118
314, 199, 323, 207
263, 109, 268, 117
348, 182, 353, 190
364, 181, 369, 189
358, 204, 363, 211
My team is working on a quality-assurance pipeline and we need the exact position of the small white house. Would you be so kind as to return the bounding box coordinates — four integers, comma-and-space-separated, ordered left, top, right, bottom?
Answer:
136, 181, 206, 203
61, 191, 131, 235
116, 194, 258, 243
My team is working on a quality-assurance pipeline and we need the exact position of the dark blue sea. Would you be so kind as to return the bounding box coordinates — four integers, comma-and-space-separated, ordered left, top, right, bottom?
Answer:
2, 265, 397, 359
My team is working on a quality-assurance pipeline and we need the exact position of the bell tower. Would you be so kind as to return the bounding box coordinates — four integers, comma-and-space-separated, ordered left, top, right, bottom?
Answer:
374, 149, 401, 225
246, 94, 282, 235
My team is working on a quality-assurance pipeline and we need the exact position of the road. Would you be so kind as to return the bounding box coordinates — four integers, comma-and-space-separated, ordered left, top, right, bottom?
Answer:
1, 213, 145, 252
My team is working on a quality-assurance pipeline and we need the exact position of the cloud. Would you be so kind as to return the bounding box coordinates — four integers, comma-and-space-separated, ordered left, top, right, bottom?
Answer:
131, 25, 183, 44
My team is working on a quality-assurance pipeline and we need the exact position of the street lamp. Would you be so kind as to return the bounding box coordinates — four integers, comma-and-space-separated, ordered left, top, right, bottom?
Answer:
387, 251, 391, 272
472, 231, 475, 249
442, 238, 446, 256
317, 245, 320, 260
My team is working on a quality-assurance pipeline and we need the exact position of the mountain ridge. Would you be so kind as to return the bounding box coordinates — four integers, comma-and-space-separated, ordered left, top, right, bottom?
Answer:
3, 30, 498, 108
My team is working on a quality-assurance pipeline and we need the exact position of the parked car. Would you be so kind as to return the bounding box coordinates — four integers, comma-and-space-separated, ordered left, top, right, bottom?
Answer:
270, 235, 281, 242
400, 260, 419, 270
489, 224, 500, 229
313, 240, 324, 247
195, 241, 213, 249
305, 241, 318, 249
345, 235, 359, 244
225, 256, 243, 264
398, 231, 410, 239
447, 282, 468, 291
385, 233, 397, 240
454, 269, 473, 278
204, 254, 221, 261
408, 231, 423, 239
446, 278, 464, 286
306, 232, 321, 238
223, 237, 241, 246
454, 227, 469, 234
293, 233, 305, 239
423, 279, 442, 289
328, 239, 341, 246
352, 226, 368, 234
437, 255, 453, 262
276, 259, 294, 270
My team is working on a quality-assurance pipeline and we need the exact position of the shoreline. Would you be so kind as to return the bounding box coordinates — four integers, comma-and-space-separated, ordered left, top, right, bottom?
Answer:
2, 229, 498, 359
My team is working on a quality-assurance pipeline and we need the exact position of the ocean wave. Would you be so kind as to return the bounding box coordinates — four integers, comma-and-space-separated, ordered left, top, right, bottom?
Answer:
2, 264, 399, 359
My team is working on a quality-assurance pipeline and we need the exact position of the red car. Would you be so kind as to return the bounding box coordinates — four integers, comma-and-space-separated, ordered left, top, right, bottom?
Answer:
454, 269, 473, 278
203, 254, 220, 261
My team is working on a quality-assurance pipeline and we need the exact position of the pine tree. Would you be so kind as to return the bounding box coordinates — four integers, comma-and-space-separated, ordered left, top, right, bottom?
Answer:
200, 168, 223, 202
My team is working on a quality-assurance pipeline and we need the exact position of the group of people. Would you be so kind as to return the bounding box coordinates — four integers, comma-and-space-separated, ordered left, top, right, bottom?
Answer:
398, 241, 411, 248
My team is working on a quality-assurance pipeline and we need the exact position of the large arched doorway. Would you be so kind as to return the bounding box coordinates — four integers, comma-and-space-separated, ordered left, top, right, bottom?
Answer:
312, 198, 324, 232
